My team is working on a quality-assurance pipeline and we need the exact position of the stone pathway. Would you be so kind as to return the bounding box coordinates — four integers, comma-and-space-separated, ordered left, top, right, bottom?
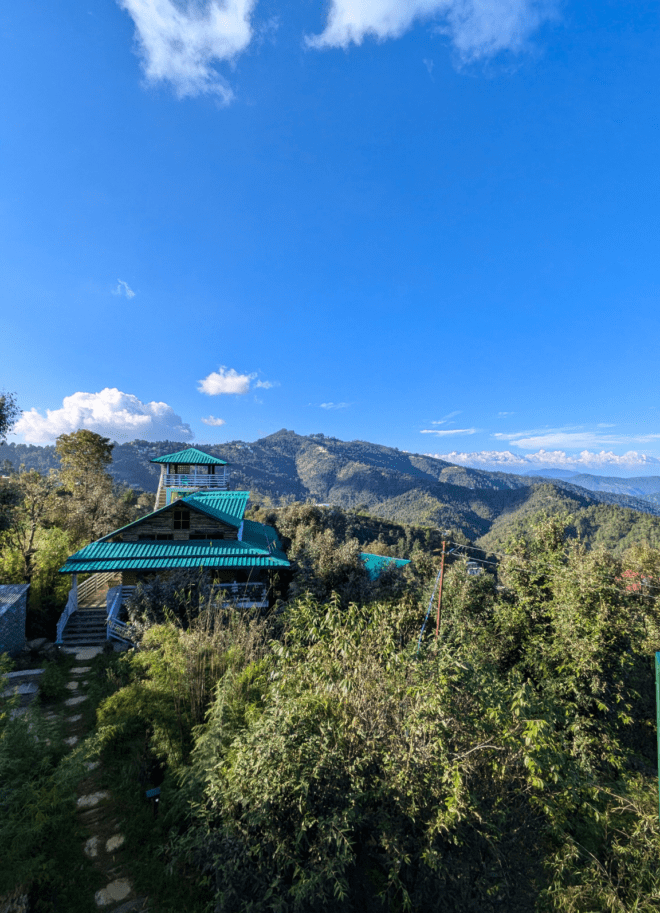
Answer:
58, 647, 150, 913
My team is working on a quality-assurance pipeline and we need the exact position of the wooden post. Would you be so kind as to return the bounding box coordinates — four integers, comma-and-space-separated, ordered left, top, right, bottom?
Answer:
435, 540, 446, 640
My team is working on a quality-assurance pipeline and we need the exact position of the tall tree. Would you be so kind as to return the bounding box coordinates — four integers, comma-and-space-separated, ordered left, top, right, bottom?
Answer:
0, 391, 19, 444
55, 430, 115, 543
55, 429, 113, 477
1, 469, 57, 580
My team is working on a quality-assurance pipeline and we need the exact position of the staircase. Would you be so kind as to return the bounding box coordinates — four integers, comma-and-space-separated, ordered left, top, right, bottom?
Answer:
60, 574, 120, 647
60, 604, 108, 647
155, 476, 167, 511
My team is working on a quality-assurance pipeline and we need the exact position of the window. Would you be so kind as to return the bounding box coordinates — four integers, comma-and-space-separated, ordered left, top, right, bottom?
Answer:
156, 534, 173, 541
173, 509, 190, 530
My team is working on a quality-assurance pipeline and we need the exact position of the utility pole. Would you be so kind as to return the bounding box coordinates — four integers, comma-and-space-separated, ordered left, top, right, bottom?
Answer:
435, 539, 447, 640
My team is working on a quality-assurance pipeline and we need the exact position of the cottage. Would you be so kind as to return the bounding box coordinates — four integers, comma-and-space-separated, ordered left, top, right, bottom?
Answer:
57, 447, 290, 646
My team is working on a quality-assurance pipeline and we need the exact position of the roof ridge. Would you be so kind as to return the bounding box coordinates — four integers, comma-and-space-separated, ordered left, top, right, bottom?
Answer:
151, 447, 228, 465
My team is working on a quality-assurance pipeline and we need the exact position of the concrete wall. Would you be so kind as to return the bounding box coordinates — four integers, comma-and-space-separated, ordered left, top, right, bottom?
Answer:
0, 584, 29, 657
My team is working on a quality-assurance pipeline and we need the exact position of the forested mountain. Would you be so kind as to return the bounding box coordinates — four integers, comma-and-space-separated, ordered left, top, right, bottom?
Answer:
4, 430, 660, 551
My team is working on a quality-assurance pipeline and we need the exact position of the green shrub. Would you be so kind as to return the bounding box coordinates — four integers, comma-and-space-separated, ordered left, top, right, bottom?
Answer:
38, 657, 70, 704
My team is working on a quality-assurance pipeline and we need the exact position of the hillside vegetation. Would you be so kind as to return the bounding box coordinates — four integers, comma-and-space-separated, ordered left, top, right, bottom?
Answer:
4, 430, 660, 554
77, 515, 660, 913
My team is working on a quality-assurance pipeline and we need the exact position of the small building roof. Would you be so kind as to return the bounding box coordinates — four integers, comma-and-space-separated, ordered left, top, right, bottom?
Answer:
0, 584, 30, 614
360, 553, 410, 580
150, 447, 228, 466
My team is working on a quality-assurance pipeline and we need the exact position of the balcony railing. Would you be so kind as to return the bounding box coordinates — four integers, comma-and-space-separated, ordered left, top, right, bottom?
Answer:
164, 473, 229, 490
212, 581, 268, 608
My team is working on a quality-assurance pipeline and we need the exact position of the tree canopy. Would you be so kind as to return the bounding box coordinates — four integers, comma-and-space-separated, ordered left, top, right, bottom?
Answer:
55, 429, 113, 475
0, 391, 19, 444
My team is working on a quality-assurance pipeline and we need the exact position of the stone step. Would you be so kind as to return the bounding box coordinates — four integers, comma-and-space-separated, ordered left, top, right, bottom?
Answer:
62, 634, 108, 649
65, 617, 107, 628
66, 618, 107, 626
65, 622, 107, 632
66, 628, 106, 635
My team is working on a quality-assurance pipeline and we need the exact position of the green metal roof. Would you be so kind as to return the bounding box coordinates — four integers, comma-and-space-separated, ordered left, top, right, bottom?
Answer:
360, 552, 410, 580
60, 523, 289, 574
241, 519, 283, 553
184, 491, 249, 526
150, 447, 228, 465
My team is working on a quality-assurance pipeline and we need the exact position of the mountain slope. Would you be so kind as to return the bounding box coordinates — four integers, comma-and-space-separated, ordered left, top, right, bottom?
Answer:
4, 431, 660, 550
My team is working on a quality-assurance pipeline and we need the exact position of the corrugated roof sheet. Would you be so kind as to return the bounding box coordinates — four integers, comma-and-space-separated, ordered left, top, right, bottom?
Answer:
184, 490, 249, 526
150, 447, 227, 465
60, 523, 289, 573
360, 552, 410, 580
61, 556, 286, 573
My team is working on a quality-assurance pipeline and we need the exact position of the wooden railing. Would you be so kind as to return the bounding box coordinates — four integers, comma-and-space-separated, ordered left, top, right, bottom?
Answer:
106, 585, 135, 644
55, 586, 77, 645
107, 617, 132, 643
212, 581, 268, 608
78, 572, 119, 604
164, 473, 229, 490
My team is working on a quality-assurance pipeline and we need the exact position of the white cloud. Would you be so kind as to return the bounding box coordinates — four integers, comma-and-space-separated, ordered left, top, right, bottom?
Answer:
494, 428, 660, 450
431, 410, 461, 425
421, 427, 477, 435
306, 0, 558, 61
320, 402, 350, 410
198, 367, 254, 395
118, 0, 257, 101
112, 279, 135, 298
15, 388, 193, 444
428, 449, 660, 477
201, 415, 226, 426
254, 379, 278, 389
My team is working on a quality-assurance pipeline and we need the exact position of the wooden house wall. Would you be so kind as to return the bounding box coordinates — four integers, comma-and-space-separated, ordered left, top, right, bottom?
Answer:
116, 508, 237, 542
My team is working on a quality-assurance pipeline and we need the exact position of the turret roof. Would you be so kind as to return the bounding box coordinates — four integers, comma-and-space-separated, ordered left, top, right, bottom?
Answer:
150, 447, 228, 465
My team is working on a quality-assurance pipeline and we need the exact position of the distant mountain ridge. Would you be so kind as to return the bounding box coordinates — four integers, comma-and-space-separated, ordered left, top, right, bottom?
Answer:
522, 468, 660, 506
4, 431, 660, 552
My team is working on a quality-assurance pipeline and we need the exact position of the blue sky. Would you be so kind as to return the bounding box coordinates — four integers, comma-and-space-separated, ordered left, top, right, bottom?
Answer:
2, 0, 660, 475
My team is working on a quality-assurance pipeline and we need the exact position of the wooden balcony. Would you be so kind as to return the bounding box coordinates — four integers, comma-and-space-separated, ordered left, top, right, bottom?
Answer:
164, 472, 229, 490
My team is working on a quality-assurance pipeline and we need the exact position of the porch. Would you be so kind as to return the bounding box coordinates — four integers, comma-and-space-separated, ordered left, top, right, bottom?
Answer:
57, 572, 269, 647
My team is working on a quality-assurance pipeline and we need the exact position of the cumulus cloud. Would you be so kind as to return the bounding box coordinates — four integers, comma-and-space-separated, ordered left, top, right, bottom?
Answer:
118, 0, 257, 101
15, 388, 193, 444
428, 449, 660, 477
198, 367, 253, 395
320, 402, 350, 410
421, 427, 477, 435
112, 279, 135, 298
306, 0, 558, 61
201, 415, 226, 426
254, 379, 278, 389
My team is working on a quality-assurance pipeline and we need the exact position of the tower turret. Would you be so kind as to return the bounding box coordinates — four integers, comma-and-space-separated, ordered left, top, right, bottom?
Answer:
150, 447, 230, 510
